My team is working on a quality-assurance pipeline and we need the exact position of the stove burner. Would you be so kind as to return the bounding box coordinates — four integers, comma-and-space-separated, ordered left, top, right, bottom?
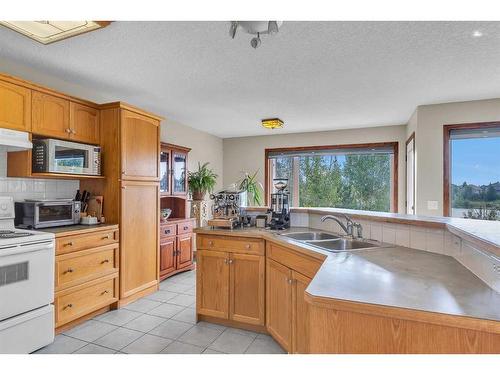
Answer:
0, 230, 34, 239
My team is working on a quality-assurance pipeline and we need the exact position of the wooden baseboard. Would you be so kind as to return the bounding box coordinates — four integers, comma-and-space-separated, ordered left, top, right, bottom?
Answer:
117, 283, 158, 307
55, 305, 113, 335
197, 314, 268, 334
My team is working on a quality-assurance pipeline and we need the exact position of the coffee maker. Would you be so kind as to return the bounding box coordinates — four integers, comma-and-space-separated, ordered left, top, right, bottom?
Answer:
207, 190, 245, 228
268, 178, 290, 230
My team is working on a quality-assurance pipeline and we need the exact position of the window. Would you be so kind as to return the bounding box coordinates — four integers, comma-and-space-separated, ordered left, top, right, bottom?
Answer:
444, 122, 500, 221
265, 143, 398, 212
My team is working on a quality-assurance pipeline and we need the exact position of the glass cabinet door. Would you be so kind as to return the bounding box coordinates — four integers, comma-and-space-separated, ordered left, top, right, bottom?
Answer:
172, 151, 187, 194
160, 150, 170, 194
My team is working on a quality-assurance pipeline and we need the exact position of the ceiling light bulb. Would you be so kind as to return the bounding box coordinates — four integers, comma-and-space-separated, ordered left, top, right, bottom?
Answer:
268, 21, 279, 35
250, 33, 261, 49
229, 21, 238, 39
472, 30, 483, 38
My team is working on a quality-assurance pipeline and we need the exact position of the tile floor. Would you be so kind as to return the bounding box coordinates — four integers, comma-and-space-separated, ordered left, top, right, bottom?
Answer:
34, 269, 285, 354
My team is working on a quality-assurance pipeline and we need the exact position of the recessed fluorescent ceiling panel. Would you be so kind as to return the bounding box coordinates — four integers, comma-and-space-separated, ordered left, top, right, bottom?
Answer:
0, 21, 109, 44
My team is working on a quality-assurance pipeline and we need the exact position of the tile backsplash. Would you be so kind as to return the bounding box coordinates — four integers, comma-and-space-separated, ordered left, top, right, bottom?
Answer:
0, 147, 79, 201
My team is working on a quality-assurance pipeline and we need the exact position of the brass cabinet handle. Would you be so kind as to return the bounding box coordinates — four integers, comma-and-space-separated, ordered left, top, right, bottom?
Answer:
101, 259, 110, 264
164, 229, 171, 234
64, 304, 73, 309
287, 278, 294, 284
208, 240, 214, 246
64, 241, 74, 247
183, 226, 189, 230
224, 259, 228, 264
245, 244, 251, 249
71, 129, 76, 134
65, 128, 71, 133
102, 234, 111, 240
228, 259, 234, 264
64, 268, 74, 274
101, 290, 109, 295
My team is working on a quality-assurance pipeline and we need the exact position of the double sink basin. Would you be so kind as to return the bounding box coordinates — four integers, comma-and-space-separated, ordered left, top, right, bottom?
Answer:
279, 231, 383, 252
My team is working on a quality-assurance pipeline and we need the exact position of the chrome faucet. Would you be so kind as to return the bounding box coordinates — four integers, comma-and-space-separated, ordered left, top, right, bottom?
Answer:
321, 214, 363, 239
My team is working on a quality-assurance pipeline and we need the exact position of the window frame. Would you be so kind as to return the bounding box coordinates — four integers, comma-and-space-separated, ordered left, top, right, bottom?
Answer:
264, 142, 399, 212
443, 121, 500, 217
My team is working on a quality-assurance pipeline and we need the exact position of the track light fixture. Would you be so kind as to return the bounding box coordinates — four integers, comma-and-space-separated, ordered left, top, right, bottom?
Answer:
228, 21, 283, 48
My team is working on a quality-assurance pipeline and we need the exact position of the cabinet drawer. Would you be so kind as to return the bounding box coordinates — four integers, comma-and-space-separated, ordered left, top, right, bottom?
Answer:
55, 244, 118, 291
55, 276, 117, 327
267, 243, 323, 279
197, 235, 264, 255
177, 221, 193, 235
160, 224, 177, 238
56, 229, 119, 255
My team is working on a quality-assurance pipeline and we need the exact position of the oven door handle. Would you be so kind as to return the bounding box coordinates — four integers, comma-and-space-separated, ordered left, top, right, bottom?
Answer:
0, 241, 54, 257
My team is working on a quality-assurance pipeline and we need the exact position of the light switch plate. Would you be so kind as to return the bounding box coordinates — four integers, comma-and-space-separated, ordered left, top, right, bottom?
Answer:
427, 201, 439, 210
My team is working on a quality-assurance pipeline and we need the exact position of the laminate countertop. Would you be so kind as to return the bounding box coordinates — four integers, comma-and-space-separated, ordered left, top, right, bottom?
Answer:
38, 223, 119, 237
195, 226, 500, 324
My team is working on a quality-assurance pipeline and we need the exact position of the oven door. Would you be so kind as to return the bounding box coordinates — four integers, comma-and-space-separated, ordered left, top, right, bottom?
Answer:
0, 240, 54, 321
48, 139, 92, 175
34, 202, 75, 228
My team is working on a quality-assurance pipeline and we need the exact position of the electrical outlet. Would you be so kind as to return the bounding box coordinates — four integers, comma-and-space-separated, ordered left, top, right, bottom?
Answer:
427, 201, 439, 210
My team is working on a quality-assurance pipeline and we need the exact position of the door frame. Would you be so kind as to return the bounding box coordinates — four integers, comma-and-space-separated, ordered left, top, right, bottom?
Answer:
405, 132, 416, 215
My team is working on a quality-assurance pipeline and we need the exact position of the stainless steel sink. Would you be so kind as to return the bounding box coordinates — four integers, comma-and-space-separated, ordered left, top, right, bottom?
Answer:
307, 238, 381, 252
280, 231, 340, 241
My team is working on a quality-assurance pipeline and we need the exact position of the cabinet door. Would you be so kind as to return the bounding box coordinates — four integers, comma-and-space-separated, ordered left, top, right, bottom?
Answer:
160, 236, 176, 277
176, 233, 193, 270
172, 150, 187, 195
229, 253, 265, 326
32, 91, 70, 139
266, 258, 292, 352
159, 148, 171, 195
291, 271, 312, 354
0, 80, 31, 131
70, 102, 100, 144
121, 109, 159, 180
120, 180, 159, 299
196, 250, 229, 319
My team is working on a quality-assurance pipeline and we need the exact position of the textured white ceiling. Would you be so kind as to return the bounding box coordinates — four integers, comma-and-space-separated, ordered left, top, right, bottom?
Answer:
1, 21, 500, 138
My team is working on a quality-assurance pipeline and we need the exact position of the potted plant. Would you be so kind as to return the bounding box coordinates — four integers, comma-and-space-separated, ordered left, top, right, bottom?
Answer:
188, 162, 218, 200
238, 170, 264, 206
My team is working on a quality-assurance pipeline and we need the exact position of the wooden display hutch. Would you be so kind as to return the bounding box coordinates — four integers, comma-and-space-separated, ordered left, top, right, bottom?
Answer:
159, 142, 195, 281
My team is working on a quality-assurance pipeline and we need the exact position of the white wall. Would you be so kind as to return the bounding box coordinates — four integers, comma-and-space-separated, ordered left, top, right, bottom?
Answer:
412, 98, 500, 216
223, 125, 407, 213
160, 119, 224, 215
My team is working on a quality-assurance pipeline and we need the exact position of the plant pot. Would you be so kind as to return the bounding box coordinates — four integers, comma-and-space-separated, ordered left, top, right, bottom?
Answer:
192, 190, 206, 201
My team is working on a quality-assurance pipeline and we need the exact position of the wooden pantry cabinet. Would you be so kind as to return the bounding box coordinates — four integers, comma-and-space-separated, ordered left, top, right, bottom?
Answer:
80, 102, 161, 307
52, 225, 119, 333
0, 79, 31, 131
196, 235, 266, 328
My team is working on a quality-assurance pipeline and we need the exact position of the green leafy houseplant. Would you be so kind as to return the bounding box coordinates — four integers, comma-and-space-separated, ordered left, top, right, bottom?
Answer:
188, 162, 218, 200
238, 170, 264, 206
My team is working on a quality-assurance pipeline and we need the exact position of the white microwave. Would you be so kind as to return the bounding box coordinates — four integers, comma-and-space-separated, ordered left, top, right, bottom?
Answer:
32, 138, 101, 176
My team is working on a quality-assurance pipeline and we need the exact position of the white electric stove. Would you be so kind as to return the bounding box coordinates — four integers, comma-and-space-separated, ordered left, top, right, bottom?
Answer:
0, 196, 55, 354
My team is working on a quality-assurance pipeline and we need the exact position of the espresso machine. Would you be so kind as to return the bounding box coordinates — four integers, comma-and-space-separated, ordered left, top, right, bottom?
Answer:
208, 190, 245, 228
268, 178, 290, 230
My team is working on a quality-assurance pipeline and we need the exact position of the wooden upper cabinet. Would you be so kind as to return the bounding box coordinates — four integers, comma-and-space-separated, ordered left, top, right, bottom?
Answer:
32, 91, 70, 139
229, 253, 265, 326
196, 250, 229, 319
120, 180, 159, 299
121, 109, 160, 180
70, 102, 100, 144
266, 258, 292, 352
0, 80, 31, 131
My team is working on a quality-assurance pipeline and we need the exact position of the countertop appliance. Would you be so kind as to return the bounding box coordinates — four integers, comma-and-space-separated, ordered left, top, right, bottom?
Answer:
32, 138, 101, 176
208, 190, 245, 228
268, 178, 290, 230
15, 198, 81, 229
0, 196, 55, 354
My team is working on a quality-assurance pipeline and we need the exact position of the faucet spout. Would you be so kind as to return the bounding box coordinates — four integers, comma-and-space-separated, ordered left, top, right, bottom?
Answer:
320, 215, 351, 236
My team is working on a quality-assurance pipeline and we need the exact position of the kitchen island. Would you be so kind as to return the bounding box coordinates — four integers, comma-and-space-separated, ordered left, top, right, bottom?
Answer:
194, 225, 500, 353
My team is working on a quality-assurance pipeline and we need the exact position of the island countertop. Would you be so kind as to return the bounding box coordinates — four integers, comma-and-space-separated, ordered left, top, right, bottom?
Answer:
195, 226, 500, 328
